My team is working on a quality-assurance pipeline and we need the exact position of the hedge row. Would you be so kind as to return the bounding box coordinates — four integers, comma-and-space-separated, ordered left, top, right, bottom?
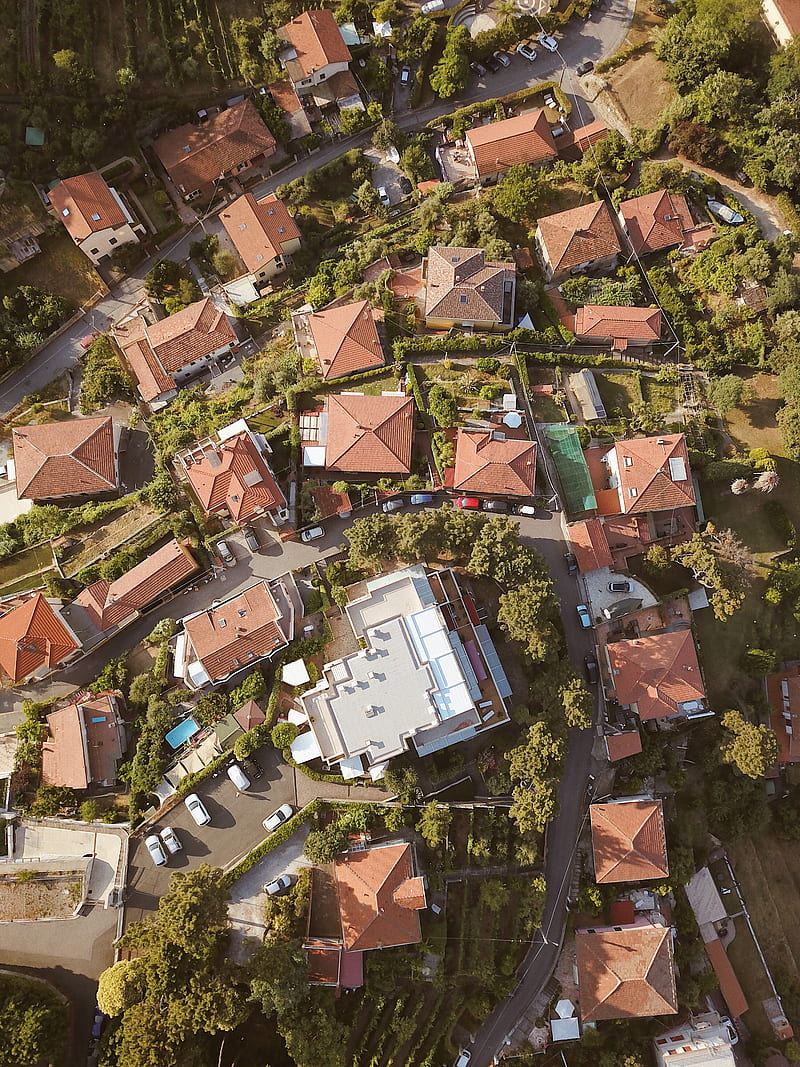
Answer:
282, 747, 347, 785
173, 753, 229, 800
429, 81, 571, 132
777, 192, 800, 236
222, 799, 323, 886
405, 362, 429, 417
393, 334, 640, 368
595, 40, 651, 74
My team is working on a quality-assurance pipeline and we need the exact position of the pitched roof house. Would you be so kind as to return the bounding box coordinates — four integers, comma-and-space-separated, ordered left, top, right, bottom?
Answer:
766, 663, 800, 767
113, 298, 237, 408
763, 0, 800, 45
220, 192, 302, 287
152, 99, 277, 202
465, 110, 557, 181
323, 393, 414, 475
42, 692, 125, 790
574, 305, 662, 349
606, 629, 706, 721
567, 518, 613, 573
601, 434, 695, 515
277, 9, 352, 93
605, 729, 643, 762
618, 190, 700, 257
49, 171, 145, 266
534, 201, 622, 282
268, 79, 312, 139
576, 922, 678, 1022
12, 416, 118, 501
0, 593, 81, 683
452, 429, 537, 497
334, 842, 426, 951
75, 539, 199, 633
292, 299, 385, 381
590, 799, 669, 884
424, 246, 516, 331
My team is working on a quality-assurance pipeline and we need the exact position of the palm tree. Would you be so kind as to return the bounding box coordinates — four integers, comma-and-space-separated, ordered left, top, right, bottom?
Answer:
754, 470, 779, 493
731, 479, 748, 494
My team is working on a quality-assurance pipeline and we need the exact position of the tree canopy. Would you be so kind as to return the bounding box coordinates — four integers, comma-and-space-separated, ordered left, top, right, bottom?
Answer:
721, 709, 779, 778
0, 973, 69, 1067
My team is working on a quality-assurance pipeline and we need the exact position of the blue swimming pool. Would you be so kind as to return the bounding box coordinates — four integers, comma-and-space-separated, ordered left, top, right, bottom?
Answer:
166, 716, 200, 750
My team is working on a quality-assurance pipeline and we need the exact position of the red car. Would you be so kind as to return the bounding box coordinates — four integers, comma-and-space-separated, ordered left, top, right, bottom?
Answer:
79, 333, 99, 350
455, 497, 480, 509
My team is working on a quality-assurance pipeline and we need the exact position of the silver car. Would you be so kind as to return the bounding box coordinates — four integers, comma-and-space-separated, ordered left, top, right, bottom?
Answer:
145, 834, 167, 866
185, 793, 211, 826
263, 803, 294, 833
160, 826, 182, 855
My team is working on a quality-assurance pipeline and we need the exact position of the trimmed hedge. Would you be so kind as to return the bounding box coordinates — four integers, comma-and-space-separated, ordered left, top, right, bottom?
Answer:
429, 81, 571, 132
173, 753, 228, 799
222, 799, 324, 886
405, 362, 429, 420
393, 334, 648, 369
282, 748, 347, 784
595, 40, 650, 74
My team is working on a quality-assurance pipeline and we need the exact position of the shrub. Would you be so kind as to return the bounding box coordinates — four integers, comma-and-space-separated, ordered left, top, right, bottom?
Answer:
271, 722, 300, 749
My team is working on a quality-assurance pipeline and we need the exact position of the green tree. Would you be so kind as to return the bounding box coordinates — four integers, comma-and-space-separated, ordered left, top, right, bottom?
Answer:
29, 785, 76, 817
672, 524, 753, 620
0, 974, 69, 1067
346, 512, 393, 569
248, 939, 309, 1017
506, 722, 564, 781
708, 374, 752, 414
560, 677, 593, 729
355, 179, 381, 215
97, 958, 146, 1016
768, 267, 800, 316
497, 580, 561, 661
416, 801, 452, 848
303, 825, 350, 864
428, 384, 459, 427
272, 722, 300, 749
509, 781, 559, 833
397, 14, 437, 62
492, 164, 548, 223
720, 708, 778, 778
429, 26, 471, 98
146, 618, 177, 644
373, 120, 404, 152
128, 672, 163, 708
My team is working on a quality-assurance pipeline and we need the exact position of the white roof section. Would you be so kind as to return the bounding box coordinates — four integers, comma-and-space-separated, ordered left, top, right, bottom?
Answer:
551, 1018, 580, 1042
685, 867, 727, 927
288, 708, 309, 726
555, 999, 576, 1019
291, 730, 322, 764
339, 755, 364, 779
303, 445, 326, 467
218, 418, 251, 442
282, 658, 311, 686
369, 759, 389, 780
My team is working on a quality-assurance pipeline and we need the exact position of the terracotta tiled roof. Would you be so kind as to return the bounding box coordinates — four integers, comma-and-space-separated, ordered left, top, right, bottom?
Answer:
232, 699, 265, 731
536, 201, 621, 274
49, 172, 127, 242
466, 110, 557, 178
576, 924, 678, 1022
75, 539, 198, 632
766, 666, 800, 764
312, 485, 353, 519
605, 730, 643, 762
608, 434, 695, 514
220, 192, 301, 275
452, 429, 536, 496
568, 519, 613, 573
113, 316, 174, 402
590, 800, 669, 883
269, 78, 304, 116
153, 100, 276, 195
184, 580, 289, 683
574, 305, 662, 343
325, 393, 414, 474
335, 842, 425, 951
42, 693, 123, 789
12, 417, 117, 500
607, 629, 705, 721
0, 594, 79, 683
425, 246, 516, 326
558, 119, 609, 159
618, 190, 695, 256
278, 9, 351, 81
184, 430, 285, 521
306, 300, 385, 380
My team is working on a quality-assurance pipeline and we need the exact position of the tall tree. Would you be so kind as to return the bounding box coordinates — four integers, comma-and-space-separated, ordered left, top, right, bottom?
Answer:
416, 801, 452, 848
429, 26, 471, 98
720, 709, 778, 778
497, 580, 561, 661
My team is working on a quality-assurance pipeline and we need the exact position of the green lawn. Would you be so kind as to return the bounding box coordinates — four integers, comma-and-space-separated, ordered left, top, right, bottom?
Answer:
593, 372, 642, 417
0, 233, 103, 306
0, 544, 54, 589
532, 394, 567, 423
640, 375, 677, 413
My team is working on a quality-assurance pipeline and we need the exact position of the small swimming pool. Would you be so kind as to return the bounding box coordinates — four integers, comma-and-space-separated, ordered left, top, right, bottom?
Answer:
166, 716, 200, 750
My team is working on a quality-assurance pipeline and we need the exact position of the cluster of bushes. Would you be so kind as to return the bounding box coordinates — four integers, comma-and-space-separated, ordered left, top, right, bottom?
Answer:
0, 286, 74, 375
79, 335, 134, 414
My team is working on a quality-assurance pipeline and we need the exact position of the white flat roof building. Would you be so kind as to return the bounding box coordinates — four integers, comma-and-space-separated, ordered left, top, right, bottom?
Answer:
654, 1013, 737, 1067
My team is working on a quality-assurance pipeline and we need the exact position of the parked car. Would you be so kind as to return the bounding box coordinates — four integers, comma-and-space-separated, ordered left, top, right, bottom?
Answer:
410, 493, 434, 505
80, 332, 99, 351
455, 1052, 472, 1067
243, 526, 260, 552
263, 803, 294, 833
516, 504, 538, 517
400, 66, 411, 85
226, 762, 251, 790
264, 873, 294, 896
469, 61, 487, 77
145, 834, 167, 866
301, 525, 324, 543
543, 92, 558, 109
185, 793, 211, 826
608, 579, 632, 593
576, 604, 592, 628
455, 497, 480, 509
564, 552, 578, 576
584, 653, 599, 685
242, 756, 262, 780
706, 198, 744, 225
377, 185, 391, 207
482, 500, 508, 512
493, 50, 511, 66
160, 826, 182, 855
538, 31, 559, 52
215, 539, 235, 566
421, 0, 444, 10
382, 497, 405, 512
576, 60, 594, 75
516, 40, 538, 61
399, 176, 413, 194
720, 1018, 739, 1045
483, 54, 501, 73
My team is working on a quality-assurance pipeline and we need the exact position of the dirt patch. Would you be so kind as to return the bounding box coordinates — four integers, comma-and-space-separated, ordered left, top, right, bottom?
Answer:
605, 51, 675, 129
63, 503, 161, 577
0, 873, 83, 920
126, 643, 159, 676
618, 0, 666, 49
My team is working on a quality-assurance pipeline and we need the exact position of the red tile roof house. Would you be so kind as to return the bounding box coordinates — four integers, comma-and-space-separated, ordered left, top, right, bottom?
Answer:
301, 393, 415, 477
75, 538, 199, 635
42, 692, 126, 790
605, 629, 707, 722
574, 305, 663, 350
0, 593, 82, 684
113, 297, 238, 409
174, 577, 295, 689
763, 0, 800, 46
765, 663, 800, 768
590, 798, 669, 884
219, 192, 302, 299
49, 171, 146, 266
152, 99, 277, 203
617, 190, 714, 259
291, 299, 385, 381
176, 419, 288, 527
576, 920, 678, 1022
534, 201, 622, 283
277, 9, 352, 95
451, 429, 537, 498
267, 78, 312, 140
423, 246, 516, 331
12, 416, 120, 502
465, 110, 557, 183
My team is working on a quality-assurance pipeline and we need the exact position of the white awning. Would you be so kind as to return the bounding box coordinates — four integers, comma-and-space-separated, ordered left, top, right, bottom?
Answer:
282, 659, 311, 686
290, 730, 322, 764
288, 709, 309, 726
369, 760, 389, 781
339, 755, 364, 779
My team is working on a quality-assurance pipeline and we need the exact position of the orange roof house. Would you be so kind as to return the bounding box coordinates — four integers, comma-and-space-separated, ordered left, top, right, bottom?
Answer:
452, 429, 536, 497
605, 730, 643, 762
113, 298, 237, 407
465, 110, 557, 180
534, 201, 622, 282
220, 192, 302, 285
600, 434, 695, 516
268, 79, 312, 139
590, 799, 669, 883
179, 422, 286, 524
334, 842, 426, 951
293, 300, 385, 381
618, 190, 702, 257
152, 99, 277, 202
42, 692, 125, 790
322, 393, 414, 475
576, 922, 678, 1022
568, 518, 613, 573
0, 593, 81, 684
12, 416, 118, 501
574, 305, 662, 348
49, 171, 145, 266
766, 663, 800, 766
424, 246, 516, 331
277, 9, 352, 90
606, 629, 706, 721
75, 539, 199, 633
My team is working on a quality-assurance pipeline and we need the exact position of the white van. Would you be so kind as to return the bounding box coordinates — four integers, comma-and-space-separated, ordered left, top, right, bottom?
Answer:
227, 762, 251, 791
421, 0, 445, 11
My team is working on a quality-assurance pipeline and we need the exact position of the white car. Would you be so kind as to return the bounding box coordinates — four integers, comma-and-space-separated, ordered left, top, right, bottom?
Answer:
145, 834, 167, 866
185, 793, 211, 826
538, 32, 559, 52
377, 186, 391, 207
301, 526, 324, 543
160, 826, 182, 855
455, 1052, 472, 1067
516, 41, 538, 61
263, 803, 294, 833
215, 540, 235, 566
226, 762, 251, 791
264, 873, 294, 896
